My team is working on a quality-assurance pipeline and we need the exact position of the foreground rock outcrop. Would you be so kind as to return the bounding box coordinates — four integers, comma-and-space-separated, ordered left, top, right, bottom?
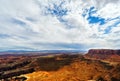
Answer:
24, 54, 120, 81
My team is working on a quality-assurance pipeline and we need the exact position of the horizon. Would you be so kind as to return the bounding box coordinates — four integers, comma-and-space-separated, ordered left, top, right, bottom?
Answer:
0, 0, 120, 51
0, 48, 120, 53
0, 49, 86, 53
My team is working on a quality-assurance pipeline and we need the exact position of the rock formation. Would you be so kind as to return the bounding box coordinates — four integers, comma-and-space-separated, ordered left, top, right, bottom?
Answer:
88, 49, 120, 55
85, 49, 120, 62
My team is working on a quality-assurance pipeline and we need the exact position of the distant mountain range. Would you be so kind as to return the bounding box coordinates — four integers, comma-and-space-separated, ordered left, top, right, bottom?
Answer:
0, 50, 86, 55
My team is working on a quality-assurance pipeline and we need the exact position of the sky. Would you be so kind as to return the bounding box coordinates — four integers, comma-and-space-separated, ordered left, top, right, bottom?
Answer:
0, 0, 120, 51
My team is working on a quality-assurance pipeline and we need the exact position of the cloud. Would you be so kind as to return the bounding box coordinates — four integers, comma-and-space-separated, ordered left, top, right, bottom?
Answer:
0, 0, 120, 51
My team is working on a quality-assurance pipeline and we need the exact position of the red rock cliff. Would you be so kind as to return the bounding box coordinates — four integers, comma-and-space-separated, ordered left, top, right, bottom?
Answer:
88, 49, 120, 55
85, 49, 120, 62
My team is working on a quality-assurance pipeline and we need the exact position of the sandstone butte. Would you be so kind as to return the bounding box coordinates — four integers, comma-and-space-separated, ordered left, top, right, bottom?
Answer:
85, 49, 120, 62
87, 49, 120, 55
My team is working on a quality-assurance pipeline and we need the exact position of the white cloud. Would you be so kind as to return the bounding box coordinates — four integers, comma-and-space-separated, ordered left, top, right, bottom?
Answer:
97, 3, 120, 19
0, 0, 120, 51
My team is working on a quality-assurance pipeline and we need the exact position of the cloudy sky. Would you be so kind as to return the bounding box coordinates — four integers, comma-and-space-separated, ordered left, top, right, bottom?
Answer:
0, 0, 120, 51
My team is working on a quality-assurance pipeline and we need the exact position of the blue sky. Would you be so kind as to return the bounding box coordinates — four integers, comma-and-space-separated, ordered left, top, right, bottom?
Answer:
0, 0, 120, 51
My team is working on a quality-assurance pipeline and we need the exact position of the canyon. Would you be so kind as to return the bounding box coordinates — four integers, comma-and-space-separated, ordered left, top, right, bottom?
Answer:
0, 49, 119, 81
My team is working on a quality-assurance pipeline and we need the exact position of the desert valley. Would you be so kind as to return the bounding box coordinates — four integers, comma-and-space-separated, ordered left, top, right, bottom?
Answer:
0, 49, 120, 81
